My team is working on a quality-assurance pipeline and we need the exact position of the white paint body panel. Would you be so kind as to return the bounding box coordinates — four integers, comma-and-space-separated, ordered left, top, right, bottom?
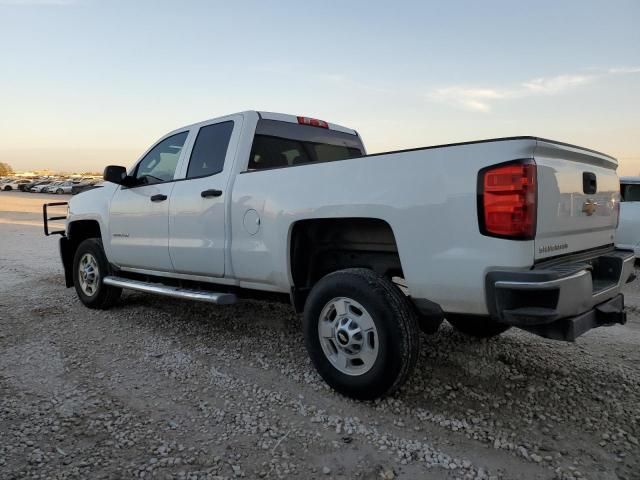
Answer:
66, 111, 620, 316
108, 182, 176, 271
168, 114, 244, 277
230, 139, 538, 314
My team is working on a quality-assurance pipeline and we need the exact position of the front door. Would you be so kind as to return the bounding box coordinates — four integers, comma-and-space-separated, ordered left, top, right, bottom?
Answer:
108, 131, 190, 271
169, 118, 238, 277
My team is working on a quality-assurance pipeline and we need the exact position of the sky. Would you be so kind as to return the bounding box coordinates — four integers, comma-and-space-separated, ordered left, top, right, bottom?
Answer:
0, 0, 639, 174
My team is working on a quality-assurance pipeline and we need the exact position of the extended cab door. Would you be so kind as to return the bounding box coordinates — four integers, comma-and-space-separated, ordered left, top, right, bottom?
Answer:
108, 131, 190, 271
168, 117, 240, 277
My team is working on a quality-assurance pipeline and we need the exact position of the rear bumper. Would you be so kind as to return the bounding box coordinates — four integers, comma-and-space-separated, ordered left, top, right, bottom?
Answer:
615, 242, 640, 259
486, 249, 635, 341
519, 294, 626, 341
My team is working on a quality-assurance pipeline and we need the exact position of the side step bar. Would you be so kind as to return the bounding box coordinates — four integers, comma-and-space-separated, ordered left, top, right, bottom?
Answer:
103, 276, 237, 305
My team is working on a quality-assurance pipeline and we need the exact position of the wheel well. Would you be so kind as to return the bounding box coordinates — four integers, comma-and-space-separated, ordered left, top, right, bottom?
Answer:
60, 220, 102, 288
290, 218, 403, 311
68, 220, 102, 245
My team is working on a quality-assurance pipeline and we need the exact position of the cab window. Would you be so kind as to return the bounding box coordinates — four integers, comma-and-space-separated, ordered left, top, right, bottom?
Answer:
621, 183, 640, 202
135, 132, 188, 184
186, 121, 234, 178
247, 119, 364, 171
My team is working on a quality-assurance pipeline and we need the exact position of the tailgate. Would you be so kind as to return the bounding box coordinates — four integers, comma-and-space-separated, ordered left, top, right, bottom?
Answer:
534, 139, 619, 261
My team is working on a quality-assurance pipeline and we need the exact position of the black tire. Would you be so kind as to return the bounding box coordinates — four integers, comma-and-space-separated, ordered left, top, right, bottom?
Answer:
447, 315, 510, 338
4, 186, 11, 191
303, 268, 420, 400
73, 238, 121, 309
56, 188, 63, 194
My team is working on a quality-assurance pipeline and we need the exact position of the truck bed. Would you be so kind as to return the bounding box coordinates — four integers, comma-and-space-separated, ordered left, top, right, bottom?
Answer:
230, 135, 619, 316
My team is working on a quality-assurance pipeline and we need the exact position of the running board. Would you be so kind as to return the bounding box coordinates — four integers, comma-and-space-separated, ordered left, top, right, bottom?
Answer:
103, 276, 237, 305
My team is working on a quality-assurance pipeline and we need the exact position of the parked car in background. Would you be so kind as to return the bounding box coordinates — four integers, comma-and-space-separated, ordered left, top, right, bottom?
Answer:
42, 181, 64, 193
2, 179, 32, 191
44, 181, 76, 194
19, 180, 37, 191
29, 181, 53, 192
72, 181, 101, 195
25, 179, 48, 191
615, 176, 640, 259
21, 180, 40, 191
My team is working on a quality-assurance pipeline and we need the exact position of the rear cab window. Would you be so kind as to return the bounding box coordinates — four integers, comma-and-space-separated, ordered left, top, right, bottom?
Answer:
247, 119, 364, 171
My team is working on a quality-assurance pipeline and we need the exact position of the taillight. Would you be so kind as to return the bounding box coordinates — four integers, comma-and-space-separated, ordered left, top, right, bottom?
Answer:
297, 116, 329, 128
478, 160, 537, 240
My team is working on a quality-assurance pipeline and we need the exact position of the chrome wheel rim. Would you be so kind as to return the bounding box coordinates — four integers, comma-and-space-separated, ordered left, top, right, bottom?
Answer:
78, 253, 99, 297
318, 297, 379, 376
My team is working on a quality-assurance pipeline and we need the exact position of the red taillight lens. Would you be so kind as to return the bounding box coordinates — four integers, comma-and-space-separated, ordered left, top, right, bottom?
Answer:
297, 116, 329, 128
478, 161, 537, 239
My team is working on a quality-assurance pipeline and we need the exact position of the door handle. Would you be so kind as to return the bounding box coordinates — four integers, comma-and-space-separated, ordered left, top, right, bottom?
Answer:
201, 189, 223, 198
150, 194, 168, 202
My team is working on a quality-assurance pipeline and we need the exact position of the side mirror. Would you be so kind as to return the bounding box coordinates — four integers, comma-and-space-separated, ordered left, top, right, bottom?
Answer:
103, 165, 128, 185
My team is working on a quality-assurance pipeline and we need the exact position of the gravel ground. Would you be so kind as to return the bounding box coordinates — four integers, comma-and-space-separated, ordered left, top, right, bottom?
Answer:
1, 191, 639, 480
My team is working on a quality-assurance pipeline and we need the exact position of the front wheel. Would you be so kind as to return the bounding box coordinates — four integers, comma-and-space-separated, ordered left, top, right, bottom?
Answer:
447, 315, 510, 338
73, 238, 121, 309
303, 268, 420, 400
56, 188, 63, 194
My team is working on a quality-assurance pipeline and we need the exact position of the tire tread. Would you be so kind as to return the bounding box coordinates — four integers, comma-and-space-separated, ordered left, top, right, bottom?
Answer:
73, 238, 121, 310
304, 268, 420, 399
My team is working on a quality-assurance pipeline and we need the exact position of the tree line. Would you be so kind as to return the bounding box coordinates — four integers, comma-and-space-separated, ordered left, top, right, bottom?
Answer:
0, 163, 14, 176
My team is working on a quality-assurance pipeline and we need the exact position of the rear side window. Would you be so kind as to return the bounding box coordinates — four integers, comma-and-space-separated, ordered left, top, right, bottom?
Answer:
621, 183, 640, 202
248, 119, 364, 171
187, 121, 234, 178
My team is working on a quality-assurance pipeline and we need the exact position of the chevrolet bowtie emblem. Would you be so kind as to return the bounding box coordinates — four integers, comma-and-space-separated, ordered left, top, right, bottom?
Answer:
582, 199, 598, 216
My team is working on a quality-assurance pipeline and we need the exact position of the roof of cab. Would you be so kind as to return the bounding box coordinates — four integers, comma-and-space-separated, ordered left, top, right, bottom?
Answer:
169, 111, 358, 138
257, 111, 358, 136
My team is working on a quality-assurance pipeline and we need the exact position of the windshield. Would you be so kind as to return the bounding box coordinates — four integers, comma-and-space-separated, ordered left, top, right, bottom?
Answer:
248, 119, 364, 171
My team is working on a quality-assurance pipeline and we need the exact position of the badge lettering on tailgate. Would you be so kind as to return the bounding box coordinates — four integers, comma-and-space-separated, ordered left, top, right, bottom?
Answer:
539, 243, 569, 255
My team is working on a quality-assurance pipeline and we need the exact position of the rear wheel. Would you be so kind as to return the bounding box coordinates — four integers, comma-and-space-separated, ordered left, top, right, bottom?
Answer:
73, 238, 121, 309
303, 268, 420, 400
56, 188, 63, 194
447, 315, 510, 338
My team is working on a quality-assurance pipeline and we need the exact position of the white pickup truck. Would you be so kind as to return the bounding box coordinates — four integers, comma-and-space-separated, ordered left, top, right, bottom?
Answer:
45, 111, 635, 399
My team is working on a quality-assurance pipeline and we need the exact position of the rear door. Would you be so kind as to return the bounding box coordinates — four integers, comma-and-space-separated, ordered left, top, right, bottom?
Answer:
534, 140, 619, 261
168, 116, 240, 277
108, 131, 190, 271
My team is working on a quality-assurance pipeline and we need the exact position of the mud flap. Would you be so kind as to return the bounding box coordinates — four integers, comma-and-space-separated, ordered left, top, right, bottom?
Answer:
59, 237, 74, 288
